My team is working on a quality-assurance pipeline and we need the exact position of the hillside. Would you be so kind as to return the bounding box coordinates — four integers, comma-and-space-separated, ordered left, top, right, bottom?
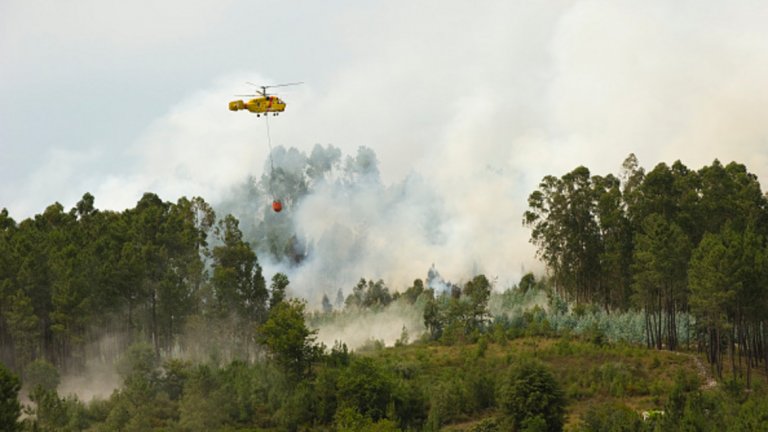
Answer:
5, 329, 768, 431
364, 337, 729, 431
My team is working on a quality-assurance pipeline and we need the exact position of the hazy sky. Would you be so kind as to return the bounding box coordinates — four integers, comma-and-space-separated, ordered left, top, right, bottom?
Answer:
3, 1, 768, 289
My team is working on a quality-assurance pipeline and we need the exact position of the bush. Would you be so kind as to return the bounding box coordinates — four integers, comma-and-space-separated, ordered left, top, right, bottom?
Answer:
392, 381, 427, 430
426, 378, 466, 429
178, 366, 227, 432
29, 387, 89, 432
499, 360, 566, 432
335, 407, 400, 432
466, 368, 496, 412
0, 363, 22, 432
469, 417, 500, 432
24, 359, 60, 391
116, 343, 158, 382
734, 396, 768, 431
521, 415, 548, 432
476, 335, 489, 358
584, 322, 607, 347
578, 402, 643, 432
593, 362, 632, 397
337, 357, 393, 421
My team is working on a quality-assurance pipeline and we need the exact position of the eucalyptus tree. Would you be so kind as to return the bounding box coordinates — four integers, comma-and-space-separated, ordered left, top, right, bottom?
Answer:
698, 161, 765, 235
525, 166, 601, 305
592, 173, 633, 310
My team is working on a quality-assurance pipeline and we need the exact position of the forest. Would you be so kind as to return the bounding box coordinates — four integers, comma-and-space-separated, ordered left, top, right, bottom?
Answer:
524, 154, 768, 384
2, 152, 768, 431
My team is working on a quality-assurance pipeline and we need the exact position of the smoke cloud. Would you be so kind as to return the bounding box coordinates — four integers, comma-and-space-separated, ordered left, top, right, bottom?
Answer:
92, 1, 768, 305
313, 304, 425, 351
5, 1, 768, 306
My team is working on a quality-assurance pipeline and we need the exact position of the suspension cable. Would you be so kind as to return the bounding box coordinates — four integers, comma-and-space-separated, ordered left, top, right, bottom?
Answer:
265, 114, 276, 199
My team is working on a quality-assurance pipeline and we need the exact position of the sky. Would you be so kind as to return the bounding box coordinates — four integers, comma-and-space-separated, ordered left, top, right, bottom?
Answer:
3, 1, 768, 292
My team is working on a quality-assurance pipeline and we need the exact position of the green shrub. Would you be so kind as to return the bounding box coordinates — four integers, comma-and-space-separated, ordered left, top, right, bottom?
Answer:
650, 356, 661, 369
392, 380, 427, 431
466, 368, 495, 412
734, 396, 768, 431
337, 357, 393, 421
593, 362, 633, 397
476, 335, 489, 358
116, 343, 158, 382
29, 387, 89, 432
0, 363, 22, 432
24, 359, 60, 392
427, 377, 468, 428
584, 322, 608, 347
498, 360, 566, 432
578, 402, 643, 432
468, 417, 500, 432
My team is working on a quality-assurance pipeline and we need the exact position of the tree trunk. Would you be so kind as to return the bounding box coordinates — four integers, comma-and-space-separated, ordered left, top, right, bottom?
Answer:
745, 324, 752, 389
717, 327, 723, 379
656, 295, 663, 350
730, 326, 737, 379
644, 310, 653, 349
151, 284, 159, 359
668, 299, 677, 351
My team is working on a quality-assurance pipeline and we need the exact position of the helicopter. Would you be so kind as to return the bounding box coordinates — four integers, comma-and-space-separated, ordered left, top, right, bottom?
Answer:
229, 81, 302, 213
228, 82, 302, 116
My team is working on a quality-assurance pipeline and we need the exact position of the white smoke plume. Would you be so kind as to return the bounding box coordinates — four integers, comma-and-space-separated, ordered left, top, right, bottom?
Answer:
219, 141, 537, 308
313, 304, 426, 351
6, 0, 768, 343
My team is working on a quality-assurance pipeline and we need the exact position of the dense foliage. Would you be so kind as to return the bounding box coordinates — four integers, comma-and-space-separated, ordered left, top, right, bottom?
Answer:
0, 362, 22, 431
6, 327, 768, 431
499, 360, 566, 431
525, 155, 768, 383
0, 192, 290, 378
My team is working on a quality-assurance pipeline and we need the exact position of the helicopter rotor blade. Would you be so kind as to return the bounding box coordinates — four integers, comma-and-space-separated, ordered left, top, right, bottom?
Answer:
242, 81, 301, 96
264, 82, 304, 89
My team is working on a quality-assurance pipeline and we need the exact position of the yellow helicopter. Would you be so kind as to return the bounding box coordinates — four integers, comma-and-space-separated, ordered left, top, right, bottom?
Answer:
228, 82, 302, 116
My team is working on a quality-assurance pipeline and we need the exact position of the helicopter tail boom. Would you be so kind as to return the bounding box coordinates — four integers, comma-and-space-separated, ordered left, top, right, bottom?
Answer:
229, 100, 245, 111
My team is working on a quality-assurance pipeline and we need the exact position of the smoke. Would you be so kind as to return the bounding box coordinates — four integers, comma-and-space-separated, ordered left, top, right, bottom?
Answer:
268, 1, 768, 304
546, 0, 768, 175
313, 304, 425, 350
58, 360, 120, 402
113, 2, 768, 308
56, 333, 126, 402
217, 141, 538, 307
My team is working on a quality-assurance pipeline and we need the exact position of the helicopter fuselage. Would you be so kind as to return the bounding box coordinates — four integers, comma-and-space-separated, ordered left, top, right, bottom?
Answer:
229, 96, 286, 114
